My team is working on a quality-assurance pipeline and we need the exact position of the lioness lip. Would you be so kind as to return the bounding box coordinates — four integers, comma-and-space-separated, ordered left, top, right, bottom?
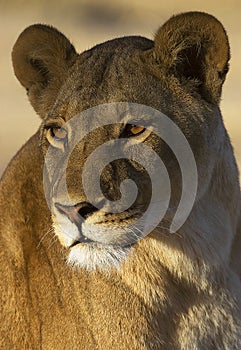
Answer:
70, 235, 94, 247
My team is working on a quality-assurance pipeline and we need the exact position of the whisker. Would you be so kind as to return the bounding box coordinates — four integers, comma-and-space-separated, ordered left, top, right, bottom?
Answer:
37, 226, 55, 249
47, 235, 58, 251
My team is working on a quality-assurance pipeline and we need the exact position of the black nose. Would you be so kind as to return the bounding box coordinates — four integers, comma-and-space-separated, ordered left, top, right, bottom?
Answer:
55, 202, 98, 225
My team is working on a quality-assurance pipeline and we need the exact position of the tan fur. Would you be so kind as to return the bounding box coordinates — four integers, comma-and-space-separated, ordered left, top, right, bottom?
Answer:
1, 12, 241, 349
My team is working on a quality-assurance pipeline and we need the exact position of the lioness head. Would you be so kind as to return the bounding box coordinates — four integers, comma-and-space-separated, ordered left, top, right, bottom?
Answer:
12, 12, 239, 271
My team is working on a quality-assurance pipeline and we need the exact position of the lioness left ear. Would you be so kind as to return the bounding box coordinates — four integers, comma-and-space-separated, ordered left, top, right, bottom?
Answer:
153, 12, 230, 104
12, 24, 78, 118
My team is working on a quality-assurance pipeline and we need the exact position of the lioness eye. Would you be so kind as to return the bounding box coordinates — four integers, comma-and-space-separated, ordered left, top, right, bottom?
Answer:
50, 127, 67, 140
122, 124, 146, 137
46, 127, 68, 145
130, 125, 145, 135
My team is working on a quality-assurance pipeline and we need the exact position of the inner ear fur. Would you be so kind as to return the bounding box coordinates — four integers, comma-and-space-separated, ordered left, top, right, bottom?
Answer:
12, 24, 78, 118
154, 11, 230, 104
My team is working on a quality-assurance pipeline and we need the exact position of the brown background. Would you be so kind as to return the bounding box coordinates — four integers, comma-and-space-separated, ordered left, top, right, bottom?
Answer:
0, 0, 240, 176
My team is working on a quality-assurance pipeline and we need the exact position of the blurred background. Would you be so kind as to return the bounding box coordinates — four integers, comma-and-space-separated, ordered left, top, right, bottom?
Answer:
1, 0, 240, 176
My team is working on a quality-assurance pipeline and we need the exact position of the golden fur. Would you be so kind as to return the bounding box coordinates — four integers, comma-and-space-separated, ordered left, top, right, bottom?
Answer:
0, 11, 241, 349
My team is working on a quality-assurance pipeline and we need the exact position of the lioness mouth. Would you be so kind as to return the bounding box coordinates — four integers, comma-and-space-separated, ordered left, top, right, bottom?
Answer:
70, 235, 94, 247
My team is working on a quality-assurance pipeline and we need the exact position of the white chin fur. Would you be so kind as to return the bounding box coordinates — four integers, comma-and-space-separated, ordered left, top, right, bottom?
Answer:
67, 244, 130, 271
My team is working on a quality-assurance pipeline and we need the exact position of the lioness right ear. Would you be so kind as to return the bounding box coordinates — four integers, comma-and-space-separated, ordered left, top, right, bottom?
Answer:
12, 24, 78, 118
153, 12, 230, 104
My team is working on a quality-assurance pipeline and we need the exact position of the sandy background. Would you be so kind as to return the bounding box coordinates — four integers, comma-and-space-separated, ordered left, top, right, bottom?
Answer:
1, 0, 240, 176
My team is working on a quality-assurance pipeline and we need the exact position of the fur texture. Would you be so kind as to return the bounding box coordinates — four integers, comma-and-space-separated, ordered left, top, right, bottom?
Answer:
1, 11, 241, 349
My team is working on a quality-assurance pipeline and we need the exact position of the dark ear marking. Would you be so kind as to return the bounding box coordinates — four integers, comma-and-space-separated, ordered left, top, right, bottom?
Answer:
29, 58, 50, 88
218, 63, 229, 80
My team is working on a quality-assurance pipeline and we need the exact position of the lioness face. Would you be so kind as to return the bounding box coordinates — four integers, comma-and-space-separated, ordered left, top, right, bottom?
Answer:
42, 100, 154, 270
12, 12, 231, 270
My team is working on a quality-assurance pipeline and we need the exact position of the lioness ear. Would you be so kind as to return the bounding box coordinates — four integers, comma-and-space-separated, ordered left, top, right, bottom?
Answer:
12, 24, 78, 118
154, 12, 230, 104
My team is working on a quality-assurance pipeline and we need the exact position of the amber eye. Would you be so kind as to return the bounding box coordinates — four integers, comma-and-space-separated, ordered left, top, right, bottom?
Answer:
46, 127, 68, 145
129, 125, 146, 135
50, 127, 67, 140
121, 124, 146, 138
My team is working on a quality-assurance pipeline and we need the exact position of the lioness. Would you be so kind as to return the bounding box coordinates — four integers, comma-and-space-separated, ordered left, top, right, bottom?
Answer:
1, 11, 241, 349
